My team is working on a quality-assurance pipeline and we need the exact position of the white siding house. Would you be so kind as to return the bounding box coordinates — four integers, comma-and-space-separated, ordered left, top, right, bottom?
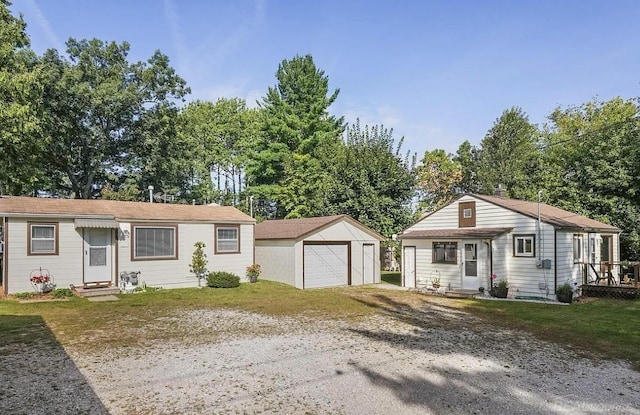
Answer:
255, 215, 384, 289
0, 196, 255, 295
399, 194, 621, 299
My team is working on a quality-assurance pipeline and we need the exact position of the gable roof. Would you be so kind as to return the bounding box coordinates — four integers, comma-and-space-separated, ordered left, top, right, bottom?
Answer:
0, 196, 254, 223
255, 215, 385, 241
471, 194, 620, 232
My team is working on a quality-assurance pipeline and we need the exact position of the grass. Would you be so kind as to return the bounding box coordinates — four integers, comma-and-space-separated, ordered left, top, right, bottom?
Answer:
2, 281, 639, 369
460, 297, 640, 370
381, 271, 401, 286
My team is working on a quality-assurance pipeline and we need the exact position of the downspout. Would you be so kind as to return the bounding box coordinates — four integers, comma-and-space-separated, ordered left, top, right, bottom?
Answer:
554, 228, 558, 294
537, 190, 542, 264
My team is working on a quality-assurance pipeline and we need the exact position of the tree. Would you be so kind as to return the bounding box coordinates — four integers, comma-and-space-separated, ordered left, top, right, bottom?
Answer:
179, 98, 260, 205
39, 38, 189, 198
475, 107, 541, 199
543, 97, 640, 258
416, 149, 462, 213
0, 0, 46, 194
249, 54, 345, 217
453, 140, 480, 193
326, 120, 415, 237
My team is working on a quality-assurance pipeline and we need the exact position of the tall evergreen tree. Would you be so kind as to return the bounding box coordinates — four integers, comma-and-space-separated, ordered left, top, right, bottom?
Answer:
249, 54, 345, 217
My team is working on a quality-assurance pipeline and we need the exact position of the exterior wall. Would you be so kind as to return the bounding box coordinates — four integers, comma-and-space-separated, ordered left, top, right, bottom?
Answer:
403, 195, 559, 298
6, 217, 84, 294
257, 219, 382, 289
255, 240, 296, 286
118, 222, 254, 289
304, 221, 381, 287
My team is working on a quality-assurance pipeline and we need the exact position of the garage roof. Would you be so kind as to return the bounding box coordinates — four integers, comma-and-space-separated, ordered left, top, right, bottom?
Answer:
255, 215, 385, 241
397, 227, 513, 240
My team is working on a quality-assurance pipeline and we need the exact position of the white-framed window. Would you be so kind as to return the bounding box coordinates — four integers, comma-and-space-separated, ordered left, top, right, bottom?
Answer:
573, 235, 582, 262
132, 224, 177, 260
216, 225, 240, 254
513, 234, 535, 257
28, 222, 58, 255
432, 242, 457, 264
463, 208, 472, 218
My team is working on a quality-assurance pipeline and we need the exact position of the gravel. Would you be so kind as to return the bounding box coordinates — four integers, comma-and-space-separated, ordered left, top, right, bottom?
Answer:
2, 300, 639, 414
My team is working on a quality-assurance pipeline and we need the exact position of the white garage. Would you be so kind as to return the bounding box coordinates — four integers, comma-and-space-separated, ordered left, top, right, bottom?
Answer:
255, 215, 384, 289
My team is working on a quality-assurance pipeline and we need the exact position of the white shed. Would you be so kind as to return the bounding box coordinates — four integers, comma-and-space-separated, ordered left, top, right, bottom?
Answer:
255, 215, 384, 289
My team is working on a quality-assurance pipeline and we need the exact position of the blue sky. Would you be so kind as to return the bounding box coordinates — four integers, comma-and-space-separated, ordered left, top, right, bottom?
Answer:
9, 0, 640, 157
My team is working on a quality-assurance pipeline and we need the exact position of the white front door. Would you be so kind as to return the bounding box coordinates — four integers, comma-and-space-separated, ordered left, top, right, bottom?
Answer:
403, 246, 416, 288
363, 244, 375, 284
84, 228, 112, 283
462, 241, 479, 290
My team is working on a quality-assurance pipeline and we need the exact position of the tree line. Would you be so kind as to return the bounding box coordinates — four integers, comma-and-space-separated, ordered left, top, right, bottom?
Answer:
2, 1, 639, 258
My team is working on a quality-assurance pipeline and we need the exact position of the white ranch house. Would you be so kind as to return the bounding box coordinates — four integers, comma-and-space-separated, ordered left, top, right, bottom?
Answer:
399, 194, 621, 299
255, 215, 384, 289
0, 196, 255, 295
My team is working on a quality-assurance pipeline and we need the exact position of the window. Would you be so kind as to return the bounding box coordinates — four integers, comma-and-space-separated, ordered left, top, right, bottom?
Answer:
573, 235, 582, 262
463, 208, 472, 218
432, 242, 457, 264
28, 222, 58, 255
513, 234, 535, 257
132, 224, 177, 260
216, 225, 240, 254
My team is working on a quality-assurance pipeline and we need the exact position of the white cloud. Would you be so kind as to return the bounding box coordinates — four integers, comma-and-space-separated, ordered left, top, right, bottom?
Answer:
23, 0, 64, 51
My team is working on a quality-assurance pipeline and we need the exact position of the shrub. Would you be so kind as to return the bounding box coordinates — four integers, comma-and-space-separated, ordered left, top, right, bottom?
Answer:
52, 288, 73, 299
14, 292, 36, 299
206, 271, 240, 288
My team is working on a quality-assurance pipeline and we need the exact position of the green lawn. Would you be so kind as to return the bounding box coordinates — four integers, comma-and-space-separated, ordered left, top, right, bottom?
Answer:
381, 271, 401, 285
460, 297, 640, 370
1, 282, 639, 370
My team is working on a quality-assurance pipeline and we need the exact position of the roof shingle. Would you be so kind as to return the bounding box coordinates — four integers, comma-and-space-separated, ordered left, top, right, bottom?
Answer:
255, 215, 384, 241
0, 196, 254, 223
398, 227, 513, 240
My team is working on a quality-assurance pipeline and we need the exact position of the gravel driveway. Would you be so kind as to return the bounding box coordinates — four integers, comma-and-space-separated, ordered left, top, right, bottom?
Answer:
2, 295, 639, 414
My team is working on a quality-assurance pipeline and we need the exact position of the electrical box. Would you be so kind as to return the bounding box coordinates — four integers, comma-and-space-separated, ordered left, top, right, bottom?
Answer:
542, 259, 552, 269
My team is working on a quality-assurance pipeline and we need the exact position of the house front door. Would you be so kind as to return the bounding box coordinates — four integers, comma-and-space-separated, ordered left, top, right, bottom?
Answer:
462, 241, 479, 290
83, 228, 112, 284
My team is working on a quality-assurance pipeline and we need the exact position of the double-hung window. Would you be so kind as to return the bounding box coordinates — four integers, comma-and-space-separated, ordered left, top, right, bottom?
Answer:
133, 224, 177, 260
28, 222, 58, 255
215, 225, 240, 254
432, 242, 457, 264
513, 234, 535, 257
573, 235, 582, 263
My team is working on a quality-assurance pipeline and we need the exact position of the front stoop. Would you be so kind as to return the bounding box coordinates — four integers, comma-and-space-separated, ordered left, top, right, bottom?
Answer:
445, 289, 479, 299
73, 286, 121, 297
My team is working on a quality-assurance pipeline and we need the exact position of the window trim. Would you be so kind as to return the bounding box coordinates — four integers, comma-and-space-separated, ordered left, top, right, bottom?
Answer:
215, 224, 241, 254
513, 234, 535, 257
27, 222, 59, 256
573, 234, 583, 263
131, 223, 178, 261
432, 241, 458, 264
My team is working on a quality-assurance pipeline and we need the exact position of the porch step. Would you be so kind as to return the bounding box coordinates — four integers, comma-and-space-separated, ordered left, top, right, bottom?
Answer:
73, 286, 121, 297
445, 289, 479, 299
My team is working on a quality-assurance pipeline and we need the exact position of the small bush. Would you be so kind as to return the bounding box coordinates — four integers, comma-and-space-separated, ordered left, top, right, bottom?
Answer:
14, 292, 36, 299
556, 283, 573, 295
52, 288, 73, 299
206, 271, 240, 288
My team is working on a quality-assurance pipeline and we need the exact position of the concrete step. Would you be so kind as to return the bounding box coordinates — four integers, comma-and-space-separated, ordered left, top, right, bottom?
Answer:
73, 286, 120, 297
445, 289, 479, 299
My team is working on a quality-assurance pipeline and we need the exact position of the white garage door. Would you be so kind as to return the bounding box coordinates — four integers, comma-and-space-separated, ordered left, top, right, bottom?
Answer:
303, 243, 349, 288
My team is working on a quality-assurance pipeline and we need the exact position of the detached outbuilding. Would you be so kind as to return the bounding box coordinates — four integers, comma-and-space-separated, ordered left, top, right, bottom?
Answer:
255, 215, 384, 289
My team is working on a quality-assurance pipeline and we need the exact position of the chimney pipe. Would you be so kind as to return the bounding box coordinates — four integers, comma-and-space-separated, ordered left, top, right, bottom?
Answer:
494, 184, 506, 198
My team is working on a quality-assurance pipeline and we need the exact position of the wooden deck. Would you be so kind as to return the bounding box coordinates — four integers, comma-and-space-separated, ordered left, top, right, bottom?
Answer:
582, 284, 640, 300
